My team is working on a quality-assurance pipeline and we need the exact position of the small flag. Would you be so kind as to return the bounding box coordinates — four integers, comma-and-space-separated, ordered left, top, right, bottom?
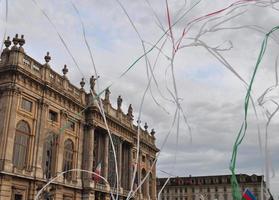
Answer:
93, 162, 102, 183
242, 188, 256, 200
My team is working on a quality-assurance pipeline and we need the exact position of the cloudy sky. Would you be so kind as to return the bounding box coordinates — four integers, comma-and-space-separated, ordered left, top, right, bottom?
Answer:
1, 0, 279, 198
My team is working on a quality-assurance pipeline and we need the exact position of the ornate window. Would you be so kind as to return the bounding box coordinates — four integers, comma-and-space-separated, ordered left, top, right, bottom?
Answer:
63, 139, 74, 180
142, 155, 146, 162
12, 187, 25, 200
43, 133, 58, 179
49, 110, 58, 122
21, 98, 32, 112
67, 120, 75, 131
14, 194, 23, 200
13, 121, 30, 169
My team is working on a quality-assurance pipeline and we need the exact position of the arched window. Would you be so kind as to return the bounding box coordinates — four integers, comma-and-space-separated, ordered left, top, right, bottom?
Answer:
63, 139, 74, 180
13, 121, 30, 169
43, 133, 58, 179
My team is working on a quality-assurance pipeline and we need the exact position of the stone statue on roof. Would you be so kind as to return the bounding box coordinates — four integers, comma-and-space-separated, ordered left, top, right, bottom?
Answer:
105, 88, 111, 103
127, 104, 133, 120
90, 75, 98, 92
117, 95, 123, 110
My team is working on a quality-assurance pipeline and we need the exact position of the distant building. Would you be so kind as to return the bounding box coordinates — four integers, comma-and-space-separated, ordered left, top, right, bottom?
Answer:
157, 174, 265, 200
0, 34, 159, 200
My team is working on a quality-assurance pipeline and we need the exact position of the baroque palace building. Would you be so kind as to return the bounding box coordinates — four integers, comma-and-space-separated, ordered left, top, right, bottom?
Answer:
157, 174, 265, 200
0, 34, 159, 200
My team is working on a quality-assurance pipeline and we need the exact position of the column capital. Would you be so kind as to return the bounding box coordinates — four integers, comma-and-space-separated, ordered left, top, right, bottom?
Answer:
0, 85, 22, 96
37, 98, 49, 108
60, 109, 69, 118
119, 136, 125, 143
85, 121, 97, 129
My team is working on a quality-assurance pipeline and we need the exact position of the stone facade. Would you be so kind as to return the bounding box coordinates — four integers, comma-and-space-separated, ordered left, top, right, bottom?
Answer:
157, 174, 265, 200
0, 34, 159, 200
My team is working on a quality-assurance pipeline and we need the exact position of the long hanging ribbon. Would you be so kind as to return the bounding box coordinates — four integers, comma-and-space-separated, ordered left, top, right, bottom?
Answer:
230, 25, 279, 200
0, 0, 8, 53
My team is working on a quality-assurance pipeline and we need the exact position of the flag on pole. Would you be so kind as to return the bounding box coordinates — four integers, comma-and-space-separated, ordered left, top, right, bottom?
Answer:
242, 188, 256, 200
93, 162, 102, 183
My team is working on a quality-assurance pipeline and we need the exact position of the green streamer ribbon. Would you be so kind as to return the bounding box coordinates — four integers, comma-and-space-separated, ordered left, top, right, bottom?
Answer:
230, 25, 279, 200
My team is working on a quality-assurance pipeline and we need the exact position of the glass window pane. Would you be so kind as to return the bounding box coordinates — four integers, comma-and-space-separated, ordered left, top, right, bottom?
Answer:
21, 98, 32, 112
13, 122, 30, 169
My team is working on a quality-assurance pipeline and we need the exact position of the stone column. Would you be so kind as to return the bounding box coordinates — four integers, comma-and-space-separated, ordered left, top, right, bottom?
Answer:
138, 151, 142, 196
82, 123, 95, 187
147, 173, 150, 200
34, 99, 48, 178
152, 158, 157, 200
118, 138, 123, 190
129, 147, 134, 191
0, 89, 13, 169
28, 181, 37, 200
103, 133, 109, 183
56, 110, 67, 182
3, 87, 21, 172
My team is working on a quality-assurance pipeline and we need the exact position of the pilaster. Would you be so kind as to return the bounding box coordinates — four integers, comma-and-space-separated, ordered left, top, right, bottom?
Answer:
34, 99, 48, 178
56, 110, 67, 181
0, 175, 12, 200
118, 138, 123, 189
104, 133, 109, 183
129, 147, 134, 191
82, 122, 95, 188
3, 86, 21, 172
138, 150, 142, 195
